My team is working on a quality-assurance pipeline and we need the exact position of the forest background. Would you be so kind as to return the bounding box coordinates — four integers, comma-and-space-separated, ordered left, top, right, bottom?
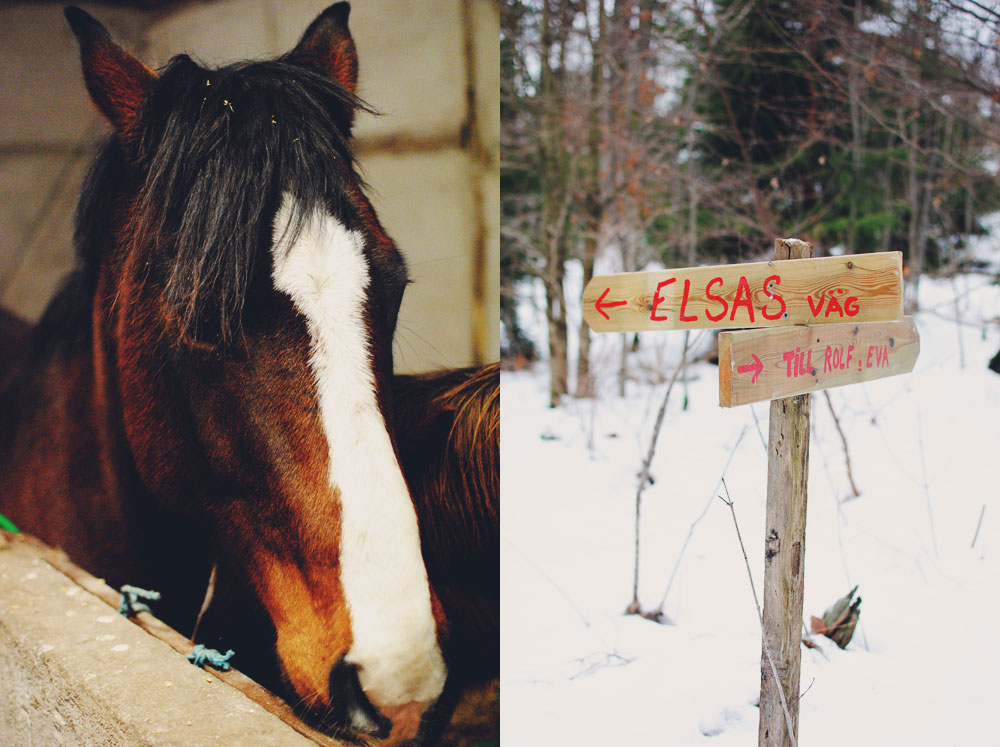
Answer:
500, 0, 1000, 400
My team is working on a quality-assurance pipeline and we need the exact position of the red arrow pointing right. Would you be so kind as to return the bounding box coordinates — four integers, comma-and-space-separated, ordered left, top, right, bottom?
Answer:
595, 287, 627, 320
737, 353, 763, 384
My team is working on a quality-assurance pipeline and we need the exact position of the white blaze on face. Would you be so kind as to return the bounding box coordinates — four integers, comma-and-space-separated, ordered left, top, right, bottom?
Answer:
270, 194, 446, 709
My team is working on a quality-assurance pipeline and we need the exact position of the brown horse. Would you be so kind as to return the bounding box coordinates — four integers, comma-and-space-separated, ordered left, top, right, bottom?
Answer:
394, 364, 500, 687
0, 5, 496, 745
190, 362, 500, 742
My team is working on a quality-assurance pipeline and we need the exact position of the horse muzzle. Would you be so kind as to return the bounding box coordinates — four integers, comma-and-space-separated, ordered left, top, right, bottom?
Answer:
329, 657, 433, 745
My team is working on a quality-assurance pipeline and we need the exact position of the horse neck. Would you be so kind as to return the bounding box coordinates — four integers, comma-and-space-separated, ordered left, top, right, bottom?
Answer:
2, 304, 213, 633
392, 364, 500, 681
0, 305, 149, 582
394, 365, 499, 561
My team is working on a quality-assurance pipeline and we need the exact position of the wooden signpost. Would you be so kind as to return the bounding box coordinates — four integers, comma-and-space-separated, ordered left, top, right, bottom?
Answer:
582, 240, 918, 747
718, 317, 920, 407
582, 252, 903, 333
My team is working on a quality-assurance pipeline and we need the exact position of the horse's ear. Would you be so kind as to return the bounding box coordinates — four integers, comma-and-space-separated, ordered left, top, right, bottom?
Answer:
64, 6, 156, 133
289, 2, 358, 96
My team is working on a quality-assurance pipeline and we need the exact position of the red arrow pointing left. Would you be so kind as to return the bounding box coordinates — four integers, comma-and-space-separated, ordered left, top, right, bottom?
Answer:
595, 287, 627, 320
737, 353, 763, 384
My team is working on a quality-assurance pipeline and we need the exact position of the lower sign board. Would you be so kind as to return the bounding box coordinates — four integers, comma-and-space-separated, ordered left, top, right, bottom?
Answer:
718, 318, 919, 407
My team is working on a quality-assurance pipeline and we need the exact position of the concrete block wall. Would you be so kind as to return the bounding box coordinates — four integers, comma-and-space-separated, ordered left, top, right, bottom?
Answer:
0, 533, 327, 746
0, 5, 144, 322
0, 529, 498, 744
0, 0, 499, 372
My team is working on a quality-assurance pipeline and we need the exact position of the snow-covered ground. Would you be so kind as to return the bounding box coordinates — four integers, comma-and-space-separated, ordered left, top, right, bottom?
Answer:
501, 268, 1000, 745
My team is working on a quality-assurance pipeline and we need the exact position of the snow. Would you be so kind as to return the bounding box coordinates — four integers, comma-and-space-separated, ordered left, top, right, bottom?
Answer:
501, 268, 1000, 744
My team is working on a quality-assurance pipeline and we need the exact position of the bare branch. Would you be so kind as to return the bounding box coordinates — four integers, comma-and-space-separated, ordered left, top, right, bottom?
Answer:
719, 482, 798, 747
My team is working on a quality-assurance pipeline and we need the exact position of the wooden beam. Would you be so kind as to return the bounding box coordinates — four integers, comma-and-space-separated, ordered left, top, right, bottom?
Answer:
759, 238, 811, 747
719, 318, 919, 407
3, 531, 349, 747
582, 251, 902, 333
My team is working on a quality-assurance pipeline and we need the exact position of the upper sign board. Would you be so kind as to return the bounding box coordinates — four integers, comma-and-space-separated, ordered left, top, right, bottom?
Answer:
582, 252, 903, 333
718, 317, 919, 407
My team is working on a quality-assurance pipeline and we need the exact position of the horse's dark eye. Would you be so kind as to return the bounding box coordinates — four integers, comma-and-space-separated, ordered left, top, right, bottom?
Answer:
378, 282, 405, 328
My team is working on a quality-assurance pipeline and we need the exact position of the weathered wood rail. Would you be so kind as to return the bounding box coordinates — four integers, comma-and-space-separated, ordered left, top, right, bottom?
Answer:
0, 530, 497, 746
0, 530, 343, 746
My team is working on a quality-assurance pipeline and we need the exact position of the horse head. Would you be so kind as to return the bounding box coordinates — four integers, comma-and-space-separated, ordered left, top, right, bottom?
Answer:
64, 4, 444, 742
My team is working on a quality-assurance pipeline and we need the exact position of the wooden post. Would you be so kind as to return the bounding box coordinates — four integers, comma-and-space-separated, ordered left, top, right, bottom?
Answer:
759, 238, 812, 747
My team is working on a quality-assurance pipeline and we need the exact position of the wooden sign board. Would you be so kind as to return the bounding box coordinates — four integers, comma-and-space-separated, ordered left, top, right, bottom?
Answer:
718, 317, 919, 407
582, 252, 902, 333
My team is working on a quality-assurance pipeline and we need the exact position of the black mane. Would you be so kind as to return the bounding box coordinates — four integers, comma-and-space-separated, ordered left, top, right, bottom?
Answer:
38, 53, 372, 352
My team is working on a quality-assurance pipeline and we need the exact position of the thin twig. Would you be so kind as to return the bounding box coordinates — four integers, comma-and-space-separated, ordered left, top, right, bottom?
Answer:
505, 541, 592, 630
749, 403, 768, 453
191, 562, 218, 642
822, 390, 861, 500
798, 677, 816, 701
971, 504, 986, 550
681, 330, 691, 411
815, 430, 870, 652
628, 336, 690, 613
587, 391, 597, 454
801, 622, 829, 661
916, 408, 938, 556
720, 482, 798, 747
652, 425, 749, 614
570, 650, 635, 680
952, 275, 966, 370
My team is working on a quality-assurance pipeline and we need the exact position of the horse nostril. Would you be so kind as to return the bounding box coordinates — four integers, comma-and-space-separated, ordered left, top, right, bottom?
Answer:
328, 655, 392, 739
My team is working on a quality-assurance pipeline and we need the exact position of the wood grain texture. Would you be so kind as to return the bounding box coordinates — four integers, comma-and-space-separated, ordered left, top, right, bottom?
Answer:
759, 393, 810, 747
582, 251, 902, 333
718, 317, 919, 407
759, 238, 811, 747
